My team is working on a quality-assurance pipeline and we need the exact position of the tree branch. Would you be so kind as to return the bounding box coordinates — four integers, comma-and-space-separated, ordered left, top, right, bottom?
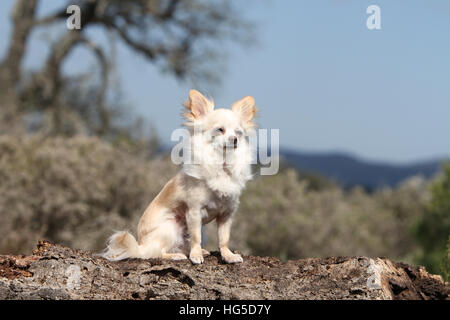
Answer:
77, 38, 111, 135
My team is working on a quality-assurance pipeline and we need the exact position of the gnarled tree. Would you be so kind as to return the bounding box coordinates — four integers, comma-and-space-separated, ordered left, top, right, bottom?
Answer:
0, 0, 254, 137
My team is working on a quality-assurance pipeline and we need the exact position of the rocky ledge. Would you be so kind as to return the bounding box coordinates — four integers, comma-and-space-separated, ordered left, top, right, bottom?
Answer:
0, 240, 448, 300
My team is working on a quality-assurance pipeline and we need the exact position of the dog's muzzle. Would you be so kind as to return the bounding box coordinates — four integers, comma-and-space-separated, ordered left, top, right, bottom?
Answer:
227, 136, 238, 149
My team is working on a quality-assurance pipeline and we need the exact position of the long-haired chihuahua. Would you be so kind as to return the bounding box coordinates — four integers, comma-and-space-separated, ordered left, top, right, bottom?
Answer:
102, 90, 256, 264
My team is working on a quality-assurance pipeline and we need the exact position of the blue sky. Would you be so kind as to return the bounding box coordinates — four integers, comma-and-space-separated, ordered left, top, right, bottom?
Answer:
1, 0, 449, 163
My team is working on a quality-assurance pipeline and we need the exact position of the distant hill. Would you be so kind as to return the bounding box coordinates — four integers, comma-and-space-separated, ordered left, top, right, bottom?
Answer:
280, 149, 446, 190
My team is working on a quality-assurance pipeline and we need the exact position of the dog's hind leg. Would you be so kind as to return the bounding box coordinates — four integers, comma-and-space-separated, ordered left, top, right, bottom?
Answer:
139, 215, 187, 260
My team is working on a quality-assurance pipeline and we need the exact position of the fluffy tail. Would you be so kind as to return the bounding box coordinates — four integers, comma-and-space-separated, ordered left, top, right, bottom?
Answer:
101, 231, 142, 261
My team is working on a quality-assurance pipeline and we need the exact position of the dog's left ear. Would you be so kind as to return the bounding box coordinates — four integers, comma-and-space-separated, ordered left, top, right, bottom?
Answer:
182, 90, 214, 125
188, 90, 214, 117
232, 96, 257, 126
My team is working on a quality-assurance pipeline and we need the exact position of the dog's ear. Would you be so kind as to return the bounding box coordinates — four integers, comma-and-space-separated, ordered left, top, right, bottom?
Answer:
183, 90, 214, 122
232, 96, 257, 127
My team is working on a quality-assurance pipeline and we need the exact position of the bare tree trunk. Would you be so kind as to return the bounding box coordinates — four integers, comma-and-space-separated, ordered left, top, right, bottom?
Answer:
0, 0, 38, 133
20, 2, 99, 134
0, 241, 448, 300
0, 0, 37, 90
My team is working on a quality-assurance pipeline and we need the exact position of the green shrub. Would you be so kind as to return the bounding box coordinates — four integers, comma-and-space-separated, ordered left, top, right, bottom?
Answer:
442, 236, 450, 282
413, 163, 450, 276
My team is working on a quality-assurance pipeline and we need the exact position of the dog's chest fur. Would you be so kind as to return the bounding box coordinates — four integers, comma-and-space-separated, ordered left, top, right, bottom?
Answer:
201, 191, 238, 224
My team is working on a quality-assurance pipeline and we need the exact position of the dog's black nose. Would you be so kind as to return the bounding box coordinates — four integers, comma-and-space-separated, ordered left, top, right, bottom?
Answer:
229, 136, 238, 148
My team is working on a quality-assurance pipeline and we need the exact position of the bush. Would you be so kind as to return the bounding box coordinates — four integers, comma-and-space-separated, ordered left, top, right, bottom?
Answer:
0, 134, 177, 254
413, 163, 450, 276
442, 236, 450, 282
205, 169, 428, 264
0, 134, 435, 274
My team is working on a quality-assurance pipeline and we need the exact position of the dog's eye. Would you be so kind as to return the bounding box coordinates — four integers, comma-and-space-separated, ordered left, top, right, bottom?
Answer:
216, 127, 225, 134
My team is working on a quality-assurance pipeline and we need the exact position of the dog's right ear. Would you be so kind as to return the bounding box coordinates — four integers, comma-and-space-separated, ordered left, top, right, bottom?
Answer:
232, 96, 257, 129
182, 90, 214, 123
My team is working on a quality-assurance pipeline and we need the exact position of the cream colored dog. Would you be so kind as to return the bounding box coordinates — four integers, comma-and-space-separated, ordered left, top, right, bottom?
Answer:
102, 90, 256, 264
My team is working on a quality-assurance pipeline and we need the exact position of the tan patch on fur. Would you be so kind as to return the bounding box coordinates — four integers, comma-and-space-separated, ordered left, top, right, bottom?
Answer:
173, 201, 188, 228
137, 176, 180, 242
157, 177, 177, 207
116, 233, 129, 247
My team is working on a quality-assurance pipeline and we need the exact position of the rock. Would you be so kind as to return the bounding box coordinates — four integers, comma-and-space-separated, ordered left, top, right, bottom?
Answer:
0, 240, 448, 300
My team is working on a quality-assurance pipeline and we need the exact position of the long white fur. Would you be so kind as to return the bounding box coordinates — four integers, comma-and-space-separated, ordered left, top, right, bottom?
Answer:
101, 90, 256, 264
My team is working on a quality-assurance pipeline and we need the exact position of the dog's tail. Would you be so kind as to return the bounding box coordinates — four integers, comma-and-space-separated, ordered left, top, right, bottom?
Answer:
101, 231, 143, 261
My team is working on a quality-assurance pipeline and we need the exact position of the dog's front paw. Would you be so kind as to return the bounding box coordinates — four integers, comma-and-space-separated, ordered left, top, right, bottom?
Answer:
223, 253, 243, 264
221, 248, 243, 264
189, 248, 204, 264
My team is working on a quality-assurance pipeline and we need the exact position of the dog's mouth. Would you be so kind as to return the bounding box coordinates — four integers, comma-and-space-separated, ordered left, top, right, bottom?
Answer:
223, 146, 236, 151
223, 142, 238, 150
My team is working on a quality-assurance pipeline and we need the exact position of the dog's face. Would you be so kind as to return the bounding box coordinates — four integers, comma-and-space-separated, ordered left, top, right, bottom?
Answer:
182, 90, 257, 153
205, 109, 245, 150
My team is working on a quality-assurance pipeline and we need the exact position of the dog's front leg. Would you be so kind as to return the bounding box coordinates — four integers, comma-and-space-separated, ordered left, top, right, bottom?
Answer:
186, 207, 204, 264
217, 212, 243, 264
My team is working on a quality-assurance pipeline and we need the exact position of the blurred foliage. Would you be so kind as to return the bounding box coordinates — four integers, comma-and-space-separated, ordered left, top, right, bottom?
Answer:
0, 0, 447, 280
205, 168, 429, 265
413, 163, 450, 276
443, 236, 450, 282
0, 135, 177, 254
0, 134, 447, 279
